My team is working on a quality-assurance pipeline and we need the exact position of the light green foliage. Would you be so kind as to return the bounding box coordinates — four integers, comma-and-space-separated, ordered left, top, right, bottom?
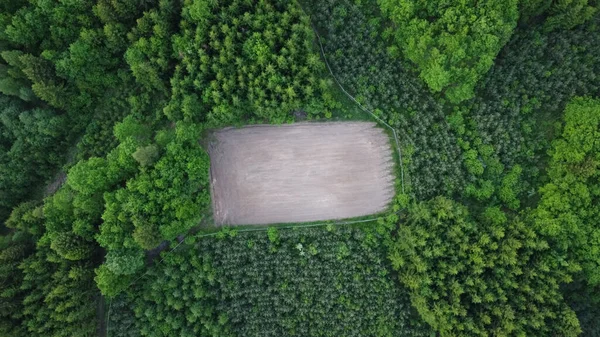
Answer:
119, 123, 209, 248
465, 179, 494, 200
105, 248, 145, 275
378, 0, 519, 103
95, 122, 211, 295
534, 97, 600, 285
95, 262, 134, 299
132, 144, 159, 167
42, 119, 144, 260
67, 157, 111, 195
388, 197, 580, 336
113, 115, 151, 143
499, 164, 522, 209
49, 231, 93, 261
267, 226, 279, 243
463, 149, 484, 175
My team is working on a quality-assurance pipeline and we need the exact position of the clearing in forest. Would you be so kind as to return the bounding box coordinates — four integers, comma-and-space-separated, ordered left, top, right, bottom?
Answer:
209, 122, 395, 225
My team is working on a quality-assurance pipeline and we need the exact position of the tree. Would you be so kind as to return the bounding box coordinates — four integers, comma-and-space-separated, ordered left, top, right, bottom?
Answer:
67, 157, 111, 195
520, 0, 598, 31
0, 231, 33, 336
49, 231, 93, 261
105, 248, 144, 275
499, 164, 523, 210
95, 264, 134, 298
388, 197, 581, 336
534, 97, 600, 286
0, 94, 67, 223
378, 0, 519, 103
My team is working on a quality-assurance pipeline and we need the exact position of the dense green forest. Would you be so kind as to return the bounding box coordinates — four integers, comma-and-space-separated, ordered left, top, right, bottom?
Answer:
0, 0, 599, 336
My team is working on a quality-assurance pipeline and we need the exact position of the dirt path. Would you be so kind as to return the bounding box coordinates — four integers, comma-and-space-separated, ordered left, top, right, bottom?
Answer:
209, 122, 395, 225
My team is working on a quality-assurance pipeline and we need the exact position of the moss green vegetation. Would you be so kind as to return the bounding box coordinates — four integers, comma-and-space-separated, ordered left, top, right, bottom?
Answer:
1, 0, 599, 336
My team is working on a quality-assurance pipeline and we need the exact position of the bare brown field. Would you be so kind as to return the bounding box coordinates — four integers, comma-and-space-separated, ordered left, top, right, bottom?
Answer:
209, 122, 395, 225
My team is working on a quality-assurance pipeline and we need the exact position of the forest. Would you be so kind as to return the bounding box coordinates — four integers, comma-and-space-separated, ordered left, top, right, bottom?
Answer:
0, 0, 599, 336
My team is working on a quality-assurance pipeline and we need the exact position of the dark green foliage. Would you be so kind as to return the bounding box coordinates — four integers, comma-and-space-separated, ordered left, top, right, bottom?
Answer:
19, 243, 99, 337
520, 0, 598, 31
209, 228, 422, 337
0, 231, 33, 336
166, 0, 335, 124
304, 0, 467, 198
129, 246, 233, 337
0, 202, 99, 337
106, 293, 141, 337
464, 17, 600, 200
388, 196, 581, 336
2, 0, 159, 155
76, 86, 136, 159
4, 0, 96, 53
378, 0, 519, 103
0, 203, 43, 335
5, 201, 44, 235
124, 227, 427, 337
42, 185, 100, 254
564, 281, 600, 337
1, 0, 599, 335
0, 94, 67, 222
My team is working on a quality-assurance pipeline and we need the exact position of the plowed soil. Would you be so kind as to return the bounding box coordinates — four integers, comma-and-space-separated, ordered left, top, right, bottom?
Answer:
209, 122, 395, 225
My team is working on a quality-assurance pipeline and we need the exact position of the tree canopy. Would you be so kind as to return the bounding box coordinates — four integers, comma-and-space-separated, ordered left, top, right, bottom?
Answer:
378, 0, 519, 103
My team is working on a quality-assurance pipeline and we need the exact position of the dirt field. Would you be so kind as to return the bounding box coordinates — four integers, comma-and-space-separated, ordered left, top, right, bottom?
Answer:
209, 122, 395, 225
